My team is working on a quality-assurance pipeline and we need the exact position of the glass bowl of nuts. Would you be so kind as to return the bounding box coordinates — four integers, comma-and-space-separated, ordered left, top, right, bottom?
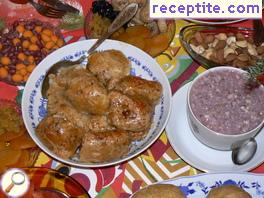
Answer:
179, 25, 264, 69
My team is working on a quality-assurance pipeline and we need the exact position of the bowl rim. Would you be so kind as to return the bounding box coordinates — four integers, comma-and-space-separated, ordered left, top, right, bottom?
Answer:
22, 39, 172, 168
185, 18, 246, 25
20, 167, 90, 197
187, 66, 264, 137
179, 25, 255, 69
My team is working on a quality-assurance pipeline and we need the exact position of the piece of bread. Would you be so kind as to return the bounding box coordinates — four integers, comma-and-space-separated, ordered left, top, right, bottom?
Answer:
131, 184, 186, 198
206, 185, 252, 198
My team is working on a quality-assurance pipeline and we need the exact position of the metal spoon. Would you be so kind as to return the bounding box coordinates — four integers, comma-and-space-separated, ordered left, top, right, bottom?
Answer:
231, 137, 257, 165
41, 3, 138, 98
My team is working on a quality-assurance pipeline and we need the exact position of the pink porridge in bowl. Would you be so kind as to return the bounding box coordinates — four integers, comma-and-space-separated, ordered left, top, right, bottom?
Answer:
187, 66, 264, 150
190, 69, 264, 135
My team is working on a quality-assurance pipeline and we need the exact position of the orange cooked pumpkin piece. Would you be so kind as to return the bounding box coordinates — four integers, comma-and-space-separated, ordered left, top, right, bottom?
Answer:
125, 37, 146, 50
0, 141, 9, 151
0, 149, 22, 168
9, 134, 36, 150
126, 25, 151, 38
144, 33, 170, 57
9, 149, 30, 168
114, 32, 131, 42
0, 128, 24, 141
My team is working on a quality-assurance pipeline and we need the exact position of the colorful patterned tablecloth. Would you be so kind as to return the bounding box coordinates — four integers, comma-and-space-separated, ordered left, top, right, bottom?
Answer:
1, 1, 264, 197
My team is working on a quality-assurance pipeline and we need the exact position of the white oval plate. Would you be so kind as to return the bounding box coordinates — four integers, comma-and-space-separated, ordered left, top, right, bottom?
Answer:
22, 39, 172, 168
166, 82, 264, 172
156, 172, 264, 197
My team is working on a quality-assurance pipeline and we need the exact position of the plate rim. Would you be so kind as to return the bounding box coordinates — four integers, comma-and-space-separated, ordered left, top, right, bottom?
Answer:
131, 171, 264, 197
161, 171, 264, 183
22, 39, 172, 168
186, 18, 247, 25
142, 171, 264, 186
165, 82, 264, 172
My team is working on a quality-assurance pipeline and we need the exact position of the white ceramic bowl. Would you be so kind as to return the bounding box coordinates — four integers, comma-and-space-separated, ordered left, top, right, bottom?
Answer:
187, 66, 264, 150
22, 39, 172, 168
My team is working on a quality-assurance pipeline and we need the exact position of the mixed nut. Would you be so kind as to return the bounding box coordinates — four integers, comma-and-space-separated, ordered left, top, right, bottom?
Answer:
190, 31, 264, 68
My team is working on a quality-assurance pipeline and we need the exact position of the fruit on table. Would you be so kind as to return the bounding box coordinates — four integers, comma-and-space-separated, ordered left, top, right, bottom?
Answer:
0, 19, 65, 85
9, 134, 36, 150
89, 13, 111, 38
0, 106, 23, 135
85, 0, 175, 57
0, 100, 38, 173
112, 25, 170, 57
88, 0, 174, 57
88, 0, 119, 38
0, 149, 22, 171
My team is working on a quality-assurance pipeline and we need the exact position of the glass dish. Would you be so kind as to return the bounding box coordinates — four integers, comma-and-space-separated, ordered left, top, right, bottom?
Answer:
84, 11, 176, 57
179, 25, 257, 69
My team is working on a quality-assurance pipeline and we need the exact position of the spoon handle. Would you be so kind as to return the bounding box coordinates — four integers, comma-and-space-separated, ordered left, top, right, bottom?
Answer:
108, 3, 138, 33
87, 3, 138, 54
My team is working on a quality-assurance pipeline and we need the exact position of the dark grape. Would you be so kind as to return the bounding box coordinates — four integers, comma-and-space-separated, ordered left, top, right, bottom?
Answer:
92, 0, 118, 21
106, 10, 119, 20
